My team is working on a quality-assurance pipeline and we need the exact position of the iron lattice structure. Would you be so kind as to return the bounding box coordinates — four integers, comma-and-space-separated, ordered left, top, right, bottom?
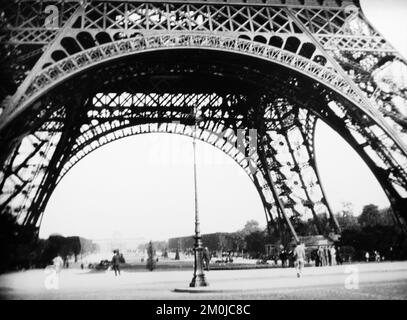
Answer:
1, 0, 407, 241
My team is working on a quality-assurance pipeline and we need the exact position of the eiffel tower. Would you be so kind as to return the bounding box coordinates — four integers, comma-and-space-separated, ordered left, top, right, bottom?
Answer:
1, 0, 406, 242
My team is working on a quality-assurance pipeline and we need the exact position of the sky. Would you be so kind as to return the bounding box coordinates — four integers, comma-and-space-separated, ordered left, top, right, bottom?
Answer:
39, 0, 407, 242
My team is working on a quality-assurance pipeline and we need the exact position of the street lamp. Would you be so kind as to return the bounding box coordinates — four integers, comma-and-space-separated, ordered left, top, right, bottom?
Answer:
189, 105, 208, 287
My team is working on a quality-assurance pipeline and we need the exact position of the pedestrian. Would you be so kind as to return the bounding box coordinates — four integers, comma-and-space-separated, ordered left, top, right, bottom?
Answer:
375, 250, 381, 262
336, 246, 342, 265
365, 251, 370, 262
203, 247, 211, 271
111, 250, 121, 276
389, 247, 394, 261
288, 249, 295, 268
330, 246, 336, 266
280, 249, 287, 268
293, 242, 306, 278
313, 249, 320, 267
324, 246, 329, 266
327, 246, 332, 266
317, 246, 324, 266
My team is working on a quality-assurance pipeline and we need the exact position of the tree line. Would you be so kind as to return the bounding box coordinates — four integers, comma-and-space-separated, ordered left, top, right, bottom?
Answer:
166, 204, 407, 261
0, 209, 98, 273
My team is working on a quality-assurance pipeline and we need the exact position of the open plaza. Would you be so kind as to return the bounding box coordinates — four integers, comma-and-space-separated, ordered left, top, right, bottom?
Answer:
1, 261, 406, 300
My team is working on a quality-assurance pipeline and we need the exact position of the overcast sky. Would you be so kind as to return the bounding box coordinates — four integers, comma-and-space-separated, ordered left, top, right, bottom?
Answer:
39, 0, 407, 242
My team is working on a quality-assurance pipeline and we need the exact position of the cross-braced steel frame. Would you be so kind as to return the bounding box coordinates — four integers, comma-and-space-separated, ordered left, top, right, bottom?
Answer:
1, 0, 407, 242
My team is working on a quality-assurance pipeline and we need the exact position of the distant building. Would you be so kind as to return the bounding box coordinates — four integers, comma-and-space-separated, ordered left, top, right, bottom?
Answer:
92, 237, 146, 255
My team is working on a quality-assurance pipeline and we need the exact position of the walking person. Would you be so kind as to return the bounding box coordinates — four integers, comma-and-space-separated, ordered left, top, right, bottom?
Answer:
203, 247, 211, 271
111, 250, 121, 276
293, 242, 306, 278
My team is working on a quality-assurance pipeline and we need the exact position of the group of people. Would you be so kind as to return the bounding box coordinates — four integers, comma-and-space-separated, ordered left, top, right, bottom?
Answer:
281, 243, 345, 278
314, 245, 342, 267
365, 250, 383, 262
278, 246, 307, 268
292, 243, 345, 278
278, 249, 290, 267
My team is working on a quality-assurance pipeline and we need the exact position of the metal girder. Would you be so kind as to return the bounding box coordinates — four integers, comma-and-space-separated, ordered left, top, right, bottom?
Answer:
297, 110, 341, 233
0, 34, 395, 130
0, 1, 392, 52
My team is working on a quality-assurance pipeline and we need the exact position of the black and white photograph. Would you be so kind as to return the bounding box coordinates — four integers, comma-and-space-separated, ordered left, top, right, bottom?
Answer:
0, 0, 407, 304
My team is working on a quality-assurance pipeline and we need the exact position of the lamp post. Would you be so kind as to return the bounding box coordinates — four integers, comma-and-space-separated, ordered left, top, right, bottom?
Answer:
189, 105, 208, 287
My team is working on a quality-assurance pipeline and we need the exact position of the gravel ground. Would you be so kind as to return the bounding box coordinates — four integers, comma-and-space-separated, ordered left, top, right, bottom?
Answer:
1, 261, 406, 300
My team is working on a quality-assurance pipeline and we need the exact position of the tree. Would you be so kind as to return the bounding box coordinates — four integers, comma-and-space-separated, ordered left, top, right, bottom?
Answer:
358, 204, 381, 227
227, 220, 262, 254
338, 204, 404, 261
79, 237, 99, 257
292, 217, 316, 236
336, 202, 359, 231
242, 220, 261, 235
245, 230, 267, 259
228, 231, 246, 252
378, 207, 397, 227
0, 207, 38, 272
146, 241, 156, 271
